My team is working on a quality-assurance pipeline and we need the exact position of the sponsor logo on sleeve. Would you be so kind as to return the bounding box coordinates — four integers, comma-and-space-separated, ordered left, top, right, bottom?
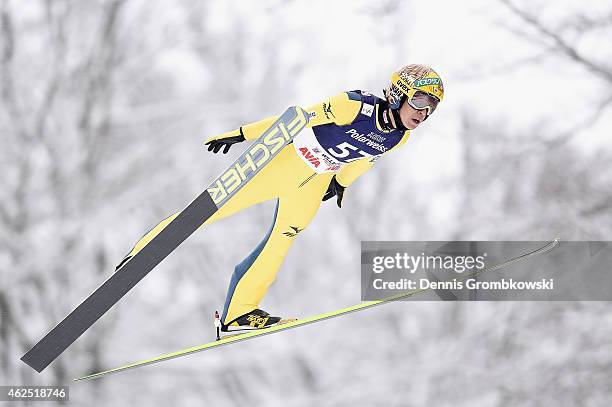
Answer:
361, 103, 374, 117
322, 102, 335, 120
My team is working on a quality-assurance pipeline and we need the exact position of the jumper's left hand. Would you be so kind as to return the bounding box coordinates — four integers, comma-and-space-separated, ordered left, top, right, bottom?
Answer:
322, 175, 345, 208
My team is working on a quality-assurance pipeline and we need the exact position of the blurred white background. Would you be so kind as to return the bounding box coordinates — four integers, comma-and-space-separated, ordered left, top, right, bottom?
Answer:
1, 0, 611, 406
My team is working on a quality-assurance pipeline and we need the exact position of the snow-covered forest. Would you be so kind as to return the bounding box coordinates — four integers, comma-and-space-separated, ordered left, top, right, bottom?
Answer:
1, 0, 611, 405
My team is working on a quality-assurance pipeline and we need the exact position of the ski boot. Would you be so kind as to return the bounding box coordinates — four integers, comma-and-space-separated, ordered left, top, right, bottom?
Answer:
214, 309, 296, 340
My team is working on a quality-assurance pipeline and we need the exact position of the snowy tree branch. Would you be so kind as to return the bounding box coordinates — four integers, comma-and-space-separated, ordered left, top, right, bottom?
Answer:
499, 0, 612, 83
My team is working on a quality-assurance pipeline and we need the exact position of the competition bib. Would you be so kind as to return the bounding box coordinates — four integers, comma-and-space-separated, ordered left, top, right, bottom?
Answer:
292, 128, 345, 173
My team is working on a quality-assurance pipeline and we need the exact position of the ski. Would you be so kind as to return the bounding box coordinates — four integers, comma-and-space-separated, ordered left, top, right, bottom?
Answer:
74, 239, 559, 381
21, 106, 310, 373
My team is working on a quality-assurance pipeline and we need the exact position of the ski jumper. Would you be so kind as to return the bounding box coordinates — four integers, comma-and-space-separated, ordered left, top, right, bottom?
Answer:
123, 91, 411, 325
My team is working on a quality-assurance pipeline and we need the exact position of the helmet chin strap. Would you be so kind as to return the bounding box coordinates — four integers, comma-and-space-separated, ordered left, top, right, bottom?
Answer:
380, 91, 407, 131
390, 107, 407, 131
382, 90, 408, 131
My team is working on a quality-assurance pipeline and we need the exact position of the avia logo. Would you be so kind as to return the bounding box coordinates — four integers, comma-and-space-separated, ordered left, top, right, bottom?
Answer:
283, 226, 303, 237
298, 147, 321, 168
323, 102, 335, 120
413, 78, 440, 87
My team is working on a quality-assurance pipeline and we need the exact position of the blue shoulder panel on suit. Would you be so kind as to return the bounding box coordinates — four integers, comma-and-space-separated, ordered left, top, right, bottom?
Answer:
346, 91, 362, 101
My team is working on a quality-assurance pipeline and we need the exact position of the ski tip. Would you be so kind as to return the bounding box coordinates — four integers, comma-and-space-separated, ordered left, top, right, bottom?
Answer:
74, 373, 98, 382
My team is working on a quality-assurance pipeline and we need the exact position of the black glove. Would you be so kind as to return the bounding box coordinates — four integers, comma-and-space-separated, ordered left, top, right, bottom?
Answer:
204, 132, 246, 154
322, 175, 345, 208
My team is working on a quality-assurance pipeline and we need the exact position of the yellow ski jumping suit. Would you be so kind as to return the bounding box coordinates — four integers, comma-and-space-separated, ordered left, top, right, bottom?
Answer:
124, 90, 411, 325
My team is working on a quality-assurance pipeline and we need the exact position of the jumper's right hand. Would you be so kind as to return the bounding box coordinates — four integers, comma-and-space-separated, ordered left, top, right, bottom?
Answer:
322, 175, 346, 208
204, 128, 246, 154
